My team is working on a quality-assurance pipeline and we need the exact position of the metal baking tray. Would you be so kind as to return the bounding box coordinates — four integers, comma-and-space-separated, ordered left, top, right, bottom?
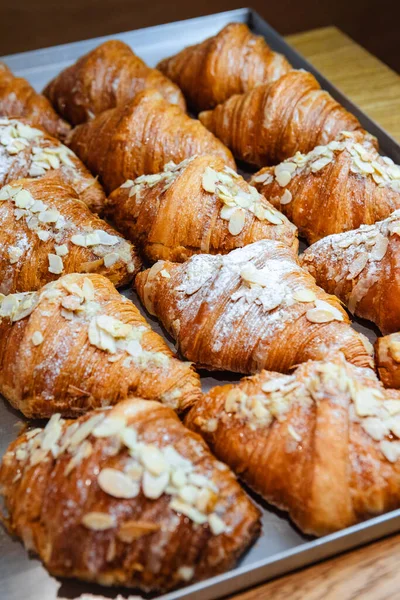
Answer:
1, 8, 400, 600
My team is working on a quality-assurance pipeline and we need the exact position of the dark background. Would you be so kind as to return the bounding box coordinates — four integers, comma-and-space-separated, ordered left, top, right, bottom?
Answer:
1, 0, 399, 73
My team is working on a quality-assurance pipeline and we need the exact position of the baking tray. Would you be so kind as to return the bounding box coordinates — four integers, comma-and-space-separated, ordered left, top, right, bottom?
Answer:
1, 8, 399, 600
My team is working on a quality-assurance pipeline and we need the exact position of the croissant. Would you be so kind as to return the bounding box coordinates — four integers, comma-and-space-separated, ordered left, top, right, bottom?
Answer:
67, 90, 235, 193
0, 398, 260, 591
106, 155, 298, 263
0, 117, 105, 213
0, 273, 201, 418
376, 333, 400, 388
199, 70, 365, 167
185, 354, 400, 536
135, 240, 373, 374
0, 62, 70, 139
300, 210, 400, 335
157, 22, 291, 113
43, 40, 186, 126
249, 132, 400, 244
0, 176, 140, 294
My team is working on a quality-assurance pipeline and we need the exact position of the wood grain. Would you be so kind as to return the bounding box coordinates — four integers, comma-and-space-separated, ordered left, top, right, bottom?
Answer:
287, 27, 400, 142
232, 27, 400, 600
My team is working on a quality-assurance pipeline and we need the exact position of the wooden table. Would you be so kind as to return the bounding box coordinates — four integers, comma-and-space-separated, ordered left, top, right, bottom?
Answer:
232, 26, 400, 600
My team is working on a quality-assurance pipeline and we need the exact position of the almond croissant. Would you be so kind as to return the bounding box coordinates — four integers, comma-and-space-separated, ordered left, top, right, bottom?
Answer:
43, 40, 186, 126
0, 117, 105, 213
0, 398, 260, 591
250, 132, 400, 244
0, 176, 140, 293
106, 155, 298, 263
67, 90, 235, 193
376, 333, 400, 388
157, 22, 291, 112
0, 273, 201, 418
0, 62, 70, 139
301, 210, 400, 335
186, 354, 400, 536
135, 240, 373, 374
199, 70, 365, 167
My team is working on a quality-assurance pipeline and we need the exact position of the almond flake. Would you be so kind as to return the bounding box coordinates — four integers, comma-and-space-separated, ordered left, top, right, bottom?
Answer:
275, 170, 291, 187
48, 254, 63, 275
202, 167, 218, 193
208, 513, 227, 535
280, 190, 292, 205
117, 520, 160, 542
55, 244, 68, 257
32, 331, 44, 346
81, 512, 116, 531
228, 209, 246, 235
178, 566, 195, 582
142, 470, 169, 499
92, 417, 127, 438
98, 468, 140, 499
292, 289, 316, 303
103, 252, 120, 267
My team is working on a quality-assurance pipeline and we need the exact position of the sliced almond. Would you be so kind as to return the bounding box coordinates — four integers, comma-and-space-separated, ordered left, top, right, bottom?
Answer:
292, 289, 316, 303
202, 167, 218, 194
280, 189, 292, 205
117, 520, 160, 542
228, 209, 246, 235
81, 512, 116, 531
98, 468, 140, 499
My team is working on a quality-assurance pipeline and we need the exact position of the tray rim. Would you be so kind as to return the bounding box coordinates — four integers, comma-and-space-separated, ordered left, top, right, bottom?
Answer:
1, 7, 400, 600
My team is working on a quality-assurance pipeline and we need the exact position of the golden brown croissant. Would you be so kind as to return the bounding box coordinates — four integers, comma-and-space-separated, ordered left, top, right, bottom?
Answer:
199, 70, 365, 167
185, 354, 400, 536
249, 132, 400, 244
135, 240, 373, 374
0, 176, 140, 293
0, 62, 70, 139
157, 22, 291, 112
67, 90, 235, 193
0, 117, 105, 213
0, 398, 260, 591
43, 40, 186, 126
0, 273, 201, 418
106, 155, 298, 263
300, 210, 400, 335
376, 333, 400, 388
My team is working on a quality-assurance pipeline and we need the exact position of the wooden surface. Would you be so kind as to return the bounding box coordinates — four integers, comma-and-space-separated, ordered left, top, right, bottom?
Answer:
231, 26, 400, 600
287, 27, 400, 142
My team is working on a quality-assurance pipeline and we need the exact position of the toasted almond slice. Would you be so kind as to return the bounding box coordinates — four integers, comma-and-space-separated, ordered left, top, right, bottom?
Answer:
280, 189, 292, 205
201, 167, 218, 193
82, 512, 116, 531
117, 520, 160, 542
98, 468, 140, 499
275, 170, 291, 187
228, 209, 246, 235
292, 289, 316, 303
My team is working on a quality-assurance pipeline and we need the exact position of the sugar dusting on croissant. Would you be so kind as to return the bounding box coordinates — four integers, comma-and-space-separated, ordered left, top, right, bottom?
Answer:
250, 131, 399, 243
0, 274, 201, 417
0, 117, 106, 213
0, 176, 140, 293
0, 398, 261, 591
301, 210, 400, 334
186, 354, 400, 535
135, 240, 373, 374
106, 154, 298, 262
